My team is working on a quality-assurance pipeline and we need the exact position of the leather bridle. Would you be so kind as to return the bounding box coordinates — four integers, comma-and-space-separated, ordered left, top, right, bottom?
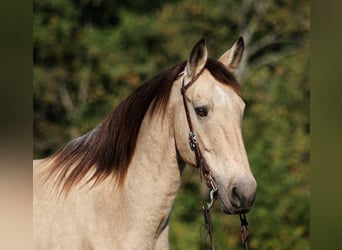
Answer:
180, 68, 250, 250
180, 68, 217, 192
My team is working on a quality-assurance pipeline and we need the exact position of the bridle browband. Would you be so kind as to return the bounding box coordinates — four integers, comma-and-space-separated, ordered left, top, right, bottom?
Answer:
180, 67, 250, 250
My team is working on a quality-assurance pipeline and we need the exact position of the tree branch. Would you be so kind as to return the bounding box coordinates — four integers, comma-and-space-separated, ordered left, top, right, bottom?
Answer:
59, 84, 74, 114
250, 47, 300, 68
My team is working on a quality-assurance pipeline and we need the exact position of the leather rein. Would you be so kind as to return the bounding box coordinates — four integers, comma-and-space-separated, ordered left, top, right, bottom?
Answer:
180, 68, 250, 250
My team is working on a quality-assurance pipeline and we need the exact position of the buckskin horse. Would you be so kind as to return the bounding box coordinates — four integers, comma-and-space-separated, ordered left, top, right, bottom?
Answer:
33, 37, 257, 249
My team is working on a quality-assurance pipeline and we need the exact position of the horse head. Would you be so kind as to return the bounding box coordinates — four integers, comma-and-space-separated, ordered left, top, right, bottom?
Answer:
173, 38, 257, 214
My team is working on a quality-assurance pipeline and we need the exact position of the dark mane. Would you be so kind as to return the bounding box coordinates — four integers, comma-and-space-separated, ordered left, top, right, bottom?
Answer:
46, 58, 239, 193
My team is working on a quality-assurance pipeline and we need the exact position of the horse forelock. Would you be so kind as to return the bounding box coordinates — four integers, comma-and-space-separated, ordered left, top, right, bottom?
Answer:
45, 58, 240, 194
205, 58, 241, 94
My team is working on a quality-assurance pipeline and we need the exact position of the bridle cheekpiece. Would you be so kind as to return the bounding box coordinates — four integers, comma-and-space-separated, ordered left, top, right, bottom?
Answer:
180, 68, 217, 193
181, 68, 218, 249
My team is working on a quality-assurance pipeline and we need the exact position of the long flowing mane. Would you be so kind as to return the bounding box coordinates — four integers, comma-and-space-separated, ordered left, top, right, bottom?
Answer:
45, 58, 240, 193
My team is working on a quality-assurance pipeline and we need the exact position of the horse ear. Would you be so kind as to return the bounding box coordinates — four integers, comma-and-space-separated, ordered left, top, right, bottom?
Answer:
185, 38, 208, 78
218, 37, 244, 74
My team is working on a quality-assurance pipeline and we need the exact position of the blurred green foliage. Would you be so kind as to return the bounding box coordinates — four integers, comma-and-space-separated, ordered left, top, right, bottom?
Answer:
34, 0, 309, 249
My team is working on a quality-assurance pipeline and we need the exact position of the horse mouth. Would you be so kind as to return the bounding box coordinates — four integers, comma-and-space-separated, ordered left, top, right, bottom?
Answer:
217, 196, 252, 215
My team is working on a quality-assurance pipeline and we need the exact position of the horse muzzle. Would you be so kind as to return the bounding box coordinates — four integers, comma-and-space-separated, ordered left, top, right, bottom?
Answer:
218, 176, 257, 214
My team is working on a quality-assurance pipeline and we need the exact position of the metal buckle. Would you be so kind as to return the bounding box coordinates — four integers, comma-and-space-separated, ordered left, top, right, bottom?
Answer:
188, 131, 197, 150
206, 188, 216, 210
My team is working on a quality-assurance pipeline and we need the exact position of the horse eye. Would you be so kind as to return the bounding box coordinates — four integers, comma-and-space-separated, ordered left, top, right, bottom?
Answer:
195, 106, 208, 117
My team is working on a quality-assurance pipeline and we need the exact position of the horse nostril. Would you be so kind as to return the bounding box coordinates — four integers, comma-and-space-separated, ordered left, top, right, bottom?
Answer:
230, 178, 257, 210
231, 186, 243, 208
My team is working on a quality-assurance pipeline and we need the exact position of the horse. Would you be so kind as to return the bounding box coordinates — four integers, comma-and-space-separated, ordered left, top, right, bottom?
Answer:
33, 37, 257, 249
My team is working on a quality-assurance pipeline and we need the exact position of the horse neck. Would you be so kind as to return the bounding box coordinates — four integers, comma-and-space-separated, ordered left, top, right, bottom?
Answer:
127, 109, 182, 193
121, 98, 184, 237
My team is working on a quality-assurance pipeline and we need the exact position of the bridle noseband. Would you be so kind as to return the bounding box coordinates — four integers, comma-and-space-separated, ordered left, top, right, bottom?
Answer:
180, 68, 250, 250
